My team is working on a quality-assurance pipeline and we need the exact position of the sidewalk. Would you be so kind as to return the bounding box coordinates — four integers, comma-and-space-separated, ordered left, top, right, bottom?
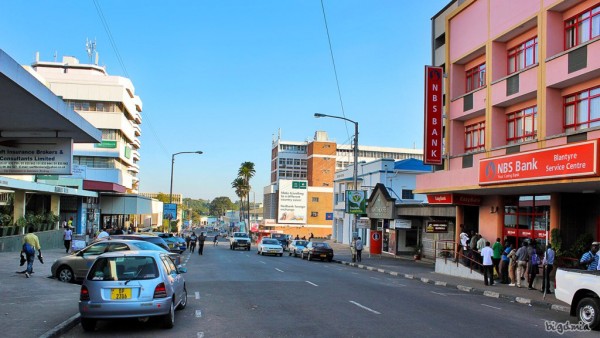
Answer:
326, 240, 570, 313
0, 242, 571, 338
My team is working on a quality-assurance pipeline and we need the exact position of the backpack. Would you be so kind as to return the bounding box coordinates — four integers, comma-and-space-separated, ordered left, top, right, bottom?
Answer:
23, 242, 35, 255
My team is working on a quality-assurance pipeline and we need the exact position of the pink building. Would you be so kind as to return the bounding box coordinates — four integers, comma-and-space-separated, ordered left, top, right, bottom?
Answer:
418, 0, 600, 250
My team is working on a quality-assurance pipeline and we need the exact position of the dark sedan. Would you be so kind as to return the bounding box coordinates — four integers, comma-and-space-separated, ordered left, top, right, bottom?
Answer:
301, 242, 334, 262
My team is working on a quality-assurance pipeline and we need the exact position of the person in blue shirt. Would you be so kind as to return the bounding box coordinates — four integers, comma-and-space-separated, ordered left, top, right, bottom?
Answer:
541, 244, 555, 294
500, 243, 513, 284
579, 242, 599, 271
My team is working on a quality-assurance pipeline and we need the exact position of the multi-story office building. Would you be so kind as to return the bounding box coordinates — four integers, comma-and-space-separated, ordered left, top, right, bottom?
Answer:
417, 0, 600, 249
31, 54, 155, 235
263, 131, 423, 238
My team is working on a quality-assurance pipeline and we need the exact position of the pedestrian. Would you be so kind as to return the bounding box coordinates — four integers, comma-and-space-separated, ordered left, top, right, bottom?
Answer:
213, 234, 219, 246
507, 244, 517, 286
355, 237, 363, 262
198, 232, 206, 255
579, 242, 599, 270
350, 237, 357, 263
309, 233, 314, 241
96, 227, 109, 239
492, 238, 502, 281
189, 232, 197, 253
63, 225, 73, 254
476, 234, 486, 272
295, 234, 300, 240
528, 248, 540, 290
515, 241, 529, 288
458, 226, 468, 256
481, 241, 494, 286
500, 243, 512, 284
113, 226, 124, 235
541, 244, 555, 294
21, 226, 42, 278
185, 233, 191, 251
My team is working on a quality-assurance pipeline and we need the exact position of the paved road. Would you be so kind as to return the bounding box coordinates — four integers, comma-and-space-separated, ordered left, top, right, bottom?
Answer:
61, 241, 594, 337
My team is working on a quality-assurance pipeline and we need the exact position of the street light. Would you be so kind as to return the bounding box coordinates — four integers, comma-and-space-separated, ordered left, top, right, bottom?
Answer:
314, 113, 359, 244
170, 151, 203, 204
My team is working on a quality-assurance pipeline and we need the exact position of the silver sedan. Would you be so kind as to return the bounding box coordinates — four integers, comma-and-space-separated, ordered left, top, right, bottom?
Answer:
288, 240, 309, 257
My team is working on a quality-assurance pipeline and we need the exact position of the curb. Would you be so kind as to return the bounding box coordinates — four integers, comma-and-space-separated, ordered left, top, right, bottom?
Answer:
39, 313, 80, 338
333, 259, 569, 313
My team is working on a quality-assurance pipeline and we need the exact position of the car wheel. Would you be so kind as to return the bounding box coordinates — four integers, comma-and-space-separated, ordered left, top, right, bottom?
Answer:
81, 318, 96, 332
327, 258, 333, 262
176, 287, 187, 310
57, 266, 74, 283
257, 249, 260, 255
261, 251, 265, 256
289, 252, 292, 256
577, 297, 600, 330
161, 301, 175, 329
279, 253, 283, 257
308, 253, 312, 261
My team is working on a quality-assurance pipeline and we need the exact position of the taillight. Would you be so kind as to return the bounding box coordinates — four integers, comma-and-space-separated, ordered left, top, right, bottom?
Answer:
154, 283, 167, 298
80, 285, 90, 301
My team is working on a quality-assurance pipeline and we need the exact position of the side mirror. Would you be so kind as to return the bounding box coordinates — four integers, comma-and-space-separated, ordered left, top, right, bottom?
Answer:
178, 267, 188, 273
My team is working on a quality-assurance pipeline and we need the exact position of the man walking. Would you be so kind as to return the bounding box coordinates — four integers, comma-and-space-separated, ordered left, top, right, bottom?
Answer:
355, 237, 363, 262
541, 244, 555, 294
515, 242, 529, 288
63, 225, 73, 254
350, 237, 357, 263
198, 232, 206, 255
21, 226, 42, 278
213, 234, 219, 246
189, 232, 197, 253
481, 241, 494, 286
492, 238, 503, 281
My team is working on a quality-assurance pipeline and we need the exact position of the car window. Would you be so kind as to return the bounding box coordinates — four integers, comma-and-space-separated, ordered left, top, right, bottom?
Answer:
134, 241, 167, 252
83, 242, 110, 256
263, 239, 278, 245
88, 256, 158, 281
160, 255, 177, 275
297, 241, 308, 246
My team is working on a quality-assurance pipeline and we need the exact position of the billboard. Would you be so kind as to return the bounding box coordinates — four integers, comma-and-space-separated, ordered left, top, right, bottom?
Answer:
0, 138, 73, 175
345, 190, 366, 214
163, 203, 177, 221
423, 66, 443, 165
277, 180, 307, 224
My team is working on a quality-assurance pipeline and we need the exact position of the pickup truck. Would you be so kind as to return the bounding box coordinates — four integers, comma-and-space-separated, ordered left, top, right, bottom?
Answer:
229, 232, 251, 251
555, 268, 600, 330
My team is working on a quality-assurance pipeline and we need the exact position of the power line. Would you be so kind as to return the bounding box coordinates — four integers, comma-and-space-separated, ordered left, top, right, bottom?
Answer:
91, 0, 170, 157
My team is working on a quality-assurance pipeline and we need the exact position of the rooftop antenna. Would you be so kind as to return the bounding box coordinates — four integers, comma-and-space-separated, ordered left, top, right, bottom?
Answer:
85, 38, 97, 64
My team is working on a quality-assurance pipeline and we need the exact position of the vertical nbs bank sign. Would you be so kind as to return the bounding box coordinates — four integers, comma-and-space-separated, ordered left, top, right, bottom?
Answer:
423, 66, 443, 165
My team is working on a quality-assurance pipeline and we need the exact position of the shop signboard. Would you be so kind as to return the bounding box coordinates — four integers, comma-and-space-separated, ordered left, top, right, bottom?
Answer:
346, 190, 367, 214
427, 193, 481, 205
393, 219, 412, 229
277, 179, 307, 224
0, 137, 73, 175
479, 140, 598, 185
423, 65, 443, 165
425, 221, 448, 233
356, 218, 370, 229
163, 203, 177, 221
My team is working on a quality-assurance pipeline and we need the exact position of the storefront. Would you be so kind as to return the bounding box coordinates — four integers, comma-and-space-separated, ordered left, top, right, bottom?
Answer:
503, 195, 550, 249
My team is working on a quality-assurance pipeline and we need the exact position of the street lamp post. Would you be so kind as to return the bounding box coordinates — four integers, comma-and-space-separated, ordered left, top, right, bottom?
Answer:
170, 151, 203, 204
314, 113, 359, 244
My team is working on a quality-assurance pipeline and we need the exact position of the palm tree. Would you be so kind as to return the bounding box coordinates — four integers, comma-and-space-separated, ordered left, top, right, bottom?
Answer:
231, 177, 247, 223
238, 162, 255, 228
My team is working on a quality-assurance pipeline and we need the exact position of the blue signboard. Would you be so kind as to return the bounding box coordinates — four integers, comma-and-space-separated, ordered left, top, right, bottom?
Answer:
325, 212, 333, 220
163, 203, 177, 220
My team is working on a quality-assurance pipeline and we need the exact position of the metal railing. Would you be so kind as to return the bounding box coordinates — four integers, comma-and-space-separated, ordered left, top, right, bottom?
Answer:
434, 239, 484, 273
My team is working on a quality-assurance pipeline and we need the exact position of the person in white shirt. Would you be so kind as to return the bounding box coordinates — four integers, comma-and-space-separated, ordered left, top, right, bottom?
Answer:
63, 226, 73, 253
97, 227, 109, 239
481, 241, 494, 286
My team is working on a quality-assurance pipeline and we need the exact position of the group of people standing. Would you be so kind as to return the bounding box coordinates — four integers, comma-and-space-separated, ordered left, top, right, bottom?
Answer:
186, 232, 206, 255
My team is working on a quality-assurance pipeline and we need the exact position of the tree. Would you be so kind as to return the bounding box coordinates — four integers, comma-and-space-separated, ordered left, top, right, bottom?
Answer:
236, 161, 255, 229
155, 192, 170, 203
231, 177, 247, 222
209, 197, 235, 217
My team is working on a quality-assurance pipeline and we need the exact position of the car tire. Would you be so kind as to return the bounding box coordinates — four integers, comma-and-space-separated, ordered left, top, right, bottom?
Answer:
81, 318, 96, 332
327, 258, 333, 262
289, 252, 292, 256
279, 253, 283, 257
577, 297, 600, 330
261, 251, 265, 256
176, 287, 187, 310
162, 301, 175, 329
257, 249, 260, 255
57, 266, 74, 283
308, 253, 312, 261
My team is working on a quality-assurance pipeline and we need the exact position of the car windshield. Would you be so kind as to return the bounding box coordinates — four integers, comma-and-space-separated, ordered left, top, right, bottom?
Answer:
296, 241, 308, 246
271, 234, 285, 240
235, 233, 249, 238
263, 239, 278, 245
88, 256, 158, 281
313, 243, 331, 248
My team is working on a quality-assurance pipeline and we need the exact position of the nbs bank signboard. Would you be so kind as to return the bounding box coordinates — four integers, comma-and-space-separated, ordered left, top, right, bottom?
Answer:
423, 66, 443, 165
278, 180, 307, 224
0, 138, 72, 174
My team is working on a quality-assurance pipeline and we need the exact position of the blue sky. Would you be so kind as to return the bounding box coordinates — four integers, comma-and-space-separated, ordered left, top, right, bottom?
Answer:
0, 0, 449, 202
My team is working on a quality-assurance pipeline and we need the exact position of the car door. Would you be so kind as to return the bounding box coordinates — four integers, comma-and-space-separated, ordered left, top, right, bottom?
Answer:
75, 242, 110, 278
160, 254, 184, 305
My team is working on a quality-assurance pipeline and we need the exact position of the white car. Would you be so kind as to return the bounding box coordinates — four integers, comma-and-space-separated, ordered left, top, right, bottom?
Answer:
257, 238, 283, 256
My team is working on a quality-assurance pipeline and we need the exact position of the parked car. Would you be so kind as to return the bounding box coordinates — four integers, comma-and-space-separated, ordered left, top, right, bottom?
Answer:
98, 235, 181, 266
288, 240, 309, 257
257, 238, 284, 256
301, 242, 334, 262
51, 239, 174, 283
79, 250, 188, 331
162, 236, 187, 254
270, 233, 289, 251
555, 268, 600, 330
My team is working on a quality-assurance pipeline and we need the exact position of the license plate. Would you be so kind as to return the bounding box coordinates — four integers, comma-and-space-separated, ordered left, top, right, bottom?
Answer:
111, 288, 131, 300
320, 254, 327, 257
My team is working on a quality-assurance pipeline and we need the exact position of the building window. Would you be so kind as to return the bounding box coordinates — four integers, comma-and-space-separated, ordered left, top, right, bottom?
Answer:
508, 37, 538, 74
565, 4, 600, 50
507, 106, 537, 144
564, 86, 600, 132
464, 122, 485, 152
401, 189, 414, 200
311, 212, 318, 217
312, 197, 319, 202
466, 63, 486, 92
503, 195, 550, 248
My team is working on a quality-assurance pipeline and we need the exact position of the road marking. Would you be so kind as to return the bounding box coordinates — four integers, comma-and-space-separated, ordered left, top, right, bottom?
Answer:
351, 272, 359, 275
431, 291, 447, 297
197, 332, 205, 338
349, 301, 381, 315
195, 309, 202, 318
370, 276, 380, 280
275, 268, 284, 273
259, 261, 266, 264
305, 281, 318, 287
195, 292, 200, 300
431, 291, 468, 296
481, 304, 501, 310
